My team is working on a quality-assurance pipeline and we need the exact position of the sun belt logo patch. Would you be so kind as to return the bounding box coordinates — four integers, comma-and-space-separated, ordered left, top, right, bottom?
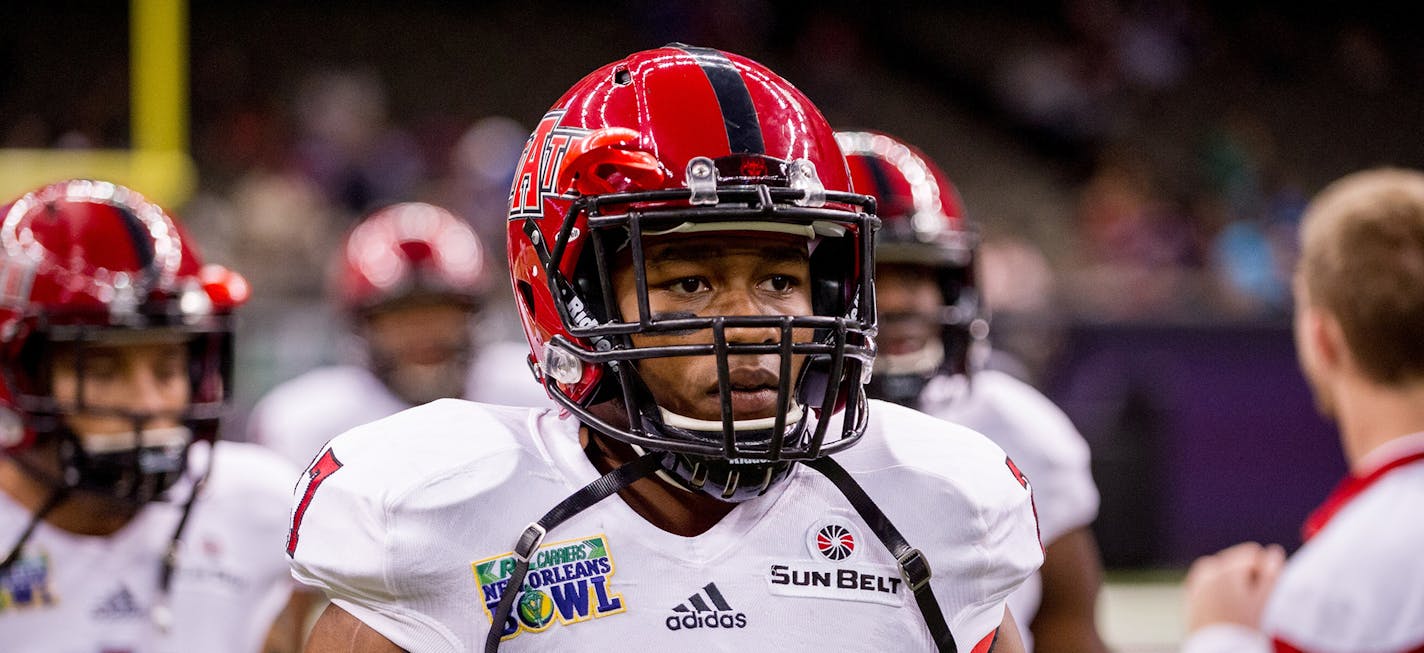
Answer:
815, 524, 856, 561
768, 516, 905, 607
806, 518, 861, 562
473, 534, 625, 641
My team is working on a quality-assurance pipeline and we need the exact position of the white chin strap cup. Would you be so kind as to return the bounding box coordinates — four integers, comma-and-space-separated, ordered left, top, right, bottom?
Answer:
79, 426, 193, 454
658, 403, 806, 432
874, 338, 944, 377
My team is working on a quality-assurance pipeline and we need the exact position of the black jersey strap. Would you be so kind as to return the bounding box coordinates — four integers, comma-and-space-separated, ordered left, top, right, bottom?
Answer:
805, 456, 958, 653
0, 487, 68, 572
484, 451, 665, 653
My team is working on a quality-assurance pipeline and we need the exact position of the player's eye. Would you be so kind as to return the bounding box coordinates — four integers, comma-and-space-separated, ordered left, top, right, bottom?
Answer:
760, 274, 800, 293
665, 277, 710, 294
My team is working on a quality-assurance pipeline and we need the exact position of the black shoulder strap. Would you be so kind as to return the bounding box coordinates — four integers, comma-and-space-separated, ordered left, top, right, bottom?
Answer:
805, 456, 958, 653
484, 451, 664, 653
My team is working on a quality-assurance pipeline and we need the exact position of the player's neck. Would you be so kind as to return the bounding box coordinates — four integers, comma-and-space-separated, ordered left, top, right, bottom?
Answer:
0, 456, 135, 536
579, 428, 735, 537
1332, 374, 1424, 472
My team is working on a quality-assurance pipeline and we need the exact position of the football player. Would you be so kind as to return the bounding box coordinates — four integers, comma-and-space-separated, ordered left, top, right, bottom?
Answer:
839, 130, 1107, 653
289, 45, 1042, 652
247, 201, 549, 470
0, 180, 313, 651
1183, 168, 1424, 652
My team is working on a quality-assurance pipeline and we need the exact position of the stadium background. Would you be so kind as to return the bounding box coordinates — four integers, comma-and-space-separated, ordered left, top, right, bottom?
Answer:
5, 2, 1422, 648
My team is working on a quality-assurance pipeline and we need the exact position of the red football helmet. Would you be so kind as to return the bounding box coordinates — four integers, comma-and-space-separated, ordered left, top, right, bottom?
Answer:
508, 45, 877, 501
332, 202, 489, 404
0, 179, 249, 504
837, 131, 986, 405
334, 202, 487, 314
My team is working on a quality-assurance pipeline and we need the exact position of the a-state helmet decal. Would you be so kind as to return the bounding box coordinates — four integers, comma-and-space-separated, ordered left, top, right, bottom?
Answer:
508, 110, 589, 221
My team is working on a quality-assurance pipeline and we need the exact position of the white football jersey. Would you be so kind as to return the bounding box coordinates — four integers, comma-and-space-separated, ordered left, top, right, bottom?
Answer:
0, 441, 300, 653
248, 339, 552, 469
288, 398, 1043, 652
918, 368, 1099, 642
1184, 433, 1424, 653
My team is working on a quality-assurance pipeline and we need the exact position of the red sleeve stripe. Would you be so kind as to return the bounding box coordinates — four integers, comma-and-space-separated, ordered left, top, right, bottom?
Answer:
972, 628, 998, 653
1275, 636, 1424, 653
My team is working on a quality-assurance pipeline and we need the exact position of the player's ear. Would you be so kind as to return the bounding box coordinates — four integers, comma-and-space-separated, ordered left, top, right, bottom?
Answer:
1301, 305, 1345, 373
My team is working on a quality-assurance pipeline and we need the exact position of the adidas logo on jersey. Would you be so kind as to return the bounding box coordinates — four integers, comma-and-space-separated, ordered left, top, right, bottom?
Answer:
92, 585, 143, 619
665, 582, 748, 631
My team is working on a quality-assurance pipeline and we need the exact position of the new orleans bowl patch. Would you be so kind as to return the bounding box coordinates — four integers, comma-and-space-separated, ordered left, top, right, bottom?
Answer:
0, 550, 56, 612
473, 534, 625, 641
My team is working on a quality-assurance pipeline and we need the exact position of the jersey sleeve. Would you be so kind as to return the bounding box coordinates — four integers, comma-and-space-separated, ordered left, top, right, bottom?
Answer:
286, 428, 463, 652
957, 371, 1101, 545
856, 401, 1046, 649
946, 448, 1045, 647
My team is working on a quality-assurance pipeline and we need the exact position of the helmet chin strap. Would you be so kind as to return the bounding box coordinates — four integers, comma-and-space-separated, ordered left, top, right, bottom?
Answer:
628, 443, 698, 495
641, 403, 808, 496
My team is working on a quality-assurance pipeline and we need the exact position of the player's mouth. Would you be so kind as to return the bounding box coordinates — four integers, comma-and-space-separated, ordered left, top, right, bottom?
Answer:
713, 368, 783, 417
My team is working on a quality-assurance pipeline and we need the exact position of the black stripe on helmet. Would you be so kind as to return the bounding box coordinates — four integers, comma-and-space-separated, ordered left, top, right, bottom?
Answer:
113, 206, 156, 270
672, 44, 766, 155
861, 155, 897, 212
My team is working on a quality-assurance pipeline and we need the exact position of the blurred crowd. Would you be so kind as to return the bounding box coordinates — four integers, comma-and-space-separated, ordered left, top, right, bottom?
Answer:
3, 8, 1424, 652
2, 0, 1420, 417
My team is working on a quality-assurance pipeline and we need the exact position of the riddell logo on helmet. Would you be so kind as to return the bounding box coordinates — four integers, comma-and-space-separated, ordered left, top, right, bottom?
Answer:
665, 583, 748, 631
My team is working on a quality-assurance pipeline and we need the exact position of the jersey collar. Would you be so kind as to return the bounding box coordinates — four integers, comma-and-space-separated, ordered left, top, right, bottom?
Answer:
1302, 431, 1424, 542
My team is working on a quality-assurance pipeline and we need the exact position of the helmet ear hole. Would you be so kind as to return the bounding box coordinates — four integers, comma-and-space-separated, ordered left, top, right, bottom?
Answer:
809, 235, 855, 316
516, 280, 537, 316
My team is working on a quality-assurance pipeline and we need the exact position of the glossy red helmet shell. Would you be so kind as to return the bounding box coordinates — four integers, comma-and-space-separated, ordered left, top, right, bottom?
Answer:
333, 202, 487, 315
837, 130, 974, 268
0, 179, 248, 454
509, 44, 863, 402
506, 45, 877, 501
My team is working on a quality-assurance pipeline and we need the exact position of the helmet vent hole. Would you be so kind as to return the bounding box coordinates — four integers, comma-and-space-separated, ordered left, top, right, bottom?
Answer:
613, 66, 632, 86
516, 280, 536, 315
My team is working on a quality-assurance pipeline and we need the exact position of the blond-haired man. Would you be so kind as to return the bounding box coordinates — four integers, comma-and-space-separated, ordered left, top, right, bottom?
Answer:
1183, 168, 1424, 653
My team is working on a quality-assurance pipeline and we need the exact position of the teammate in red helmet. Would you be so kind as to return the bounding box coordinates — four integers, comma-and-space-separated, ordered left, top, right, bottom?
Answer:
247, 201, 549, 470
840, 130, 1107, 653
290, 46, 1041, 652
0, 180, 313, 651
